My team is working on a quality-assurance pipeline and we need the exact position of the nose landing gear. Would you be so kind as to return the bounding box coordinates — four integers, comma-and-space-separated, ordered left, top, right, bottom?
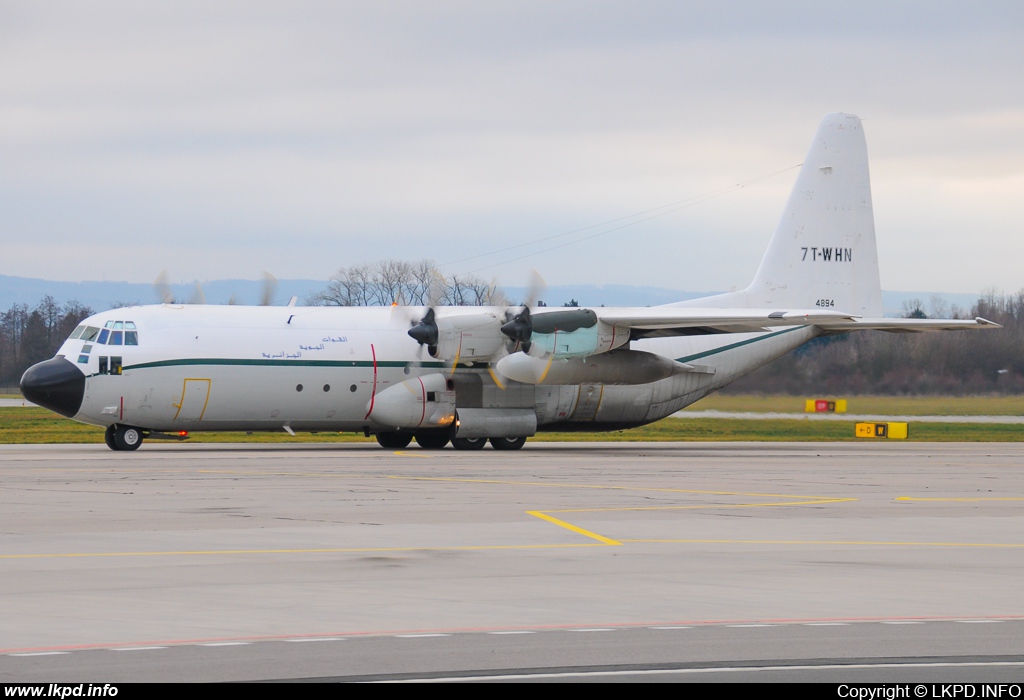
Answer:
105, 424, 144, 451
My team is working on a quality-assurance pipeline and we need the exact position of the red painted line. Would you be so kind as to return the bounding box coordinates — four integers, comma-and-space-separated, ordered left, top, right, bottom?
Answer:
119, 396, 123, 421
363, 344, 377, 420
4, 614, 1024, 655
416, 376, 426, 428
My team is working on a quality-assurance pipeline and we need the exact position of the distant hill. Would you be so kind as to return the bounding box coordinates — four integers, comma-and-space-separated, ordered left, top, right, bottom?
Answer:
0, 273, 983, 317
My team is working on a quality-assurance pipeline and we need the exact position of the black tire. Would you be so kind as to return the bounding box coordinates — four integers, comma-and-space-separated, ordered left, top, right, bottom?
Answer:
451, 437, 487, 451
104, 425, 119, 451
114, 425, 143, 451
490, 436, 527, 451
414, 432, 450, 450
376, 432, 413, 449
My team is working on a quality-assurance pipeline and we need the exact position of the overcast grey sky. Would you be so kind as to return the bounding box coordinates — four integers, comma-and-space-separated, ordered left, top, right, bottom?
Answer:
1, 1, 1021, 294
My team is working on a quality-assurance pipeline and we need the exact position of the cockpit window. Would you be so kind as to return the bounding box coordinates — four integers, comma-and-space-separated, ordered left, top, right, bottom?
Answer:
97, 329, 109, 344
81, 327, 100, 342
125, 322, 136, 330
113, 321, 124, 330
69, 325, 86, 340
125, 331, 138, 345
104, 321, 115, 329
109, 331, 123, 345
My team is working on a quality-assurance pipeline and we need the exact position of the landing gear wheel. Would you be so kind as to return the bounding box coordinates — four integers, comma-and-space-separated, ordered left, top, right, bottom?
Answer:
104, 425, 119, 451
113, 425, 143, 451
451, 437, 487, 451
489, 436, 527, 451
414, 432, 450, 450
376, 432, 412, 449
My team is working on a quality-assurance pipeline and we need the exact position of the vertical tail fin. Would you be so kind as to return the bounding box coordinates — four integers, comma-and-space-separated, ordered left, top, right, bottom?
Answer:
740, 113, 883, 316
688, 113, 888, 315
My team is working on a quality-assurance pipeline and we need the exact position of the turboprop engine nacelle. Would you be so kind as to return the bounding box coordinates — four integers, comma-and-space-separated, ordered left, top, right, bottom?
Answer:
526, 309, 629, 359
367, 373, 456, 430
495, 349, 686, 386
429, 311, 507, 363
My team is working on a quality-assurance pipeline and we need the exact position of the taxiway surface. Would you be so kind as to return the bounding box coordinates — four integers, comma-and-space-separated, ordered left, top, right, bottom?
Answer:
2, 442, 1023, 682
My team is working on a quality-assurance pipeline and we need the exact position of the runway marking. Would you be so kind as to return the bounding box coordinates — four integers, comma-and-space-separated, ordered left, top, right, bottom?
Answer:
392, 451, 431, 459
957, 620, 1001, 624
526, 511, 621, 545
569, 628, 615, 632
386, 661, 1024, 682
396, 634, 450, 638
109, 646, 167, 651
618, 538, 1024, 548
200, 642, 251, 646
897, 497, 1024, 502
0, 542, 609, 560
285, 637, 346, 642
387, 475, 846, 502
4, 617, 1024, 655
804, 623, 849, 626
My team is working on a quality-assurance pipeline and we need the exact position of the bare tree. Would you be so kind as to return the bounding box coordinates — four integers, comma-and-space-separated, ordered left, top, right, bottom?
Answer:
310, 259, 504, 308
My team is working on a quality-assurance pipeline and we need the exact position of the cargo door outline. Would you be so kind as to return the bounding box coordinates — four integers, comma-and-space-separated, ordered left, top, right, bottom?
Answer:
173, 378, 212, 421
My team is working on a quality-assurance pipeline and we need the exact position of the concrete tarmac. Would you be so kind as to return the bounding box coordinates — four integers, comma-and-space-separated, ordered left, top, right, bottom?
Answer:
1, 442, 1023, 682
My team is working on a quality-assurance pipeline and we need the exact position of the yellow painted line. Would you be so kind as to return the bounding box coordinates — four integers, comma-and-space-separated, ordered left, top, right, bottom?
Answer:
527, 511, 621, 546
391, 451, 431, 458
546, 498, 855, 514
0, 542, 608, 561
388, 476, 838, 501
620, 539, 1024, 549
897, 497, 1024, 502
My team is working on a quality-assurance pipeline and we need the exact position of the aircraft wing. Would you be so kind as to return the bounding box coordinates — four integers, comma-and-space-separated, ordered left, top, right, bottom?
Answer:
812, 317, 1001, 333
595, 307, 859, 338
591, 308, 1000, 339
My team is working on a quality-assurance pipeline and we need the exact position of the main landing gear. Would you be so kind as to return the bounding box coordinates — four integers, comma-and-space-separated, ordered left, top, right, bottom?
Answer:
374, 432, 527, 451
105, 424, 144, 451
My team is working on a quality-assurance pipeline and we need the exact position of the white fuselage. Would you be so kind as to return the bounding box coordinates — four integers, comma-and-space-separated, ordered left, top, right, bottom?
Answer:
58, 304, 816, 434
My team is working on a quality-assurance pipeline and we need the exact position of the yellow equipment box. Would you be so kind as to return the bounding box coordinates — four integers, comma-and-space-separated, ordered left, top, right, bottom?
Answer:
855, 422, 908, 439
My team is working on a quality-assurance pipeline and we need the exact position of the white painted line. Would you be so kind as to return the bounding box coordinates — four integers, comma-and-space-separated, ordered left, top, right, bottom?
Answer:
487, 631, 536, 635
381, 660, 1024, 683
285, 637, 345, 642
110, 646, 168, 651
649, 626, 693, 630
396, 634, 450, 638
804, 623, 850, 626
199, 642, 252, 646
727, 624, 773, 628
569, 628, 615, 632
9, 651, 71, 657
880, 621, 924, 625
956, 620, 1001, 624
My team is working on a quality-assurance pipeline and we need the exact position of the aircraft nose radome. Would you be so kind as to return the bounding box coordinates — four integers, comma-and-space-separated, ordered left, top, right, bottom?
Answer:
20, 357, 86, 418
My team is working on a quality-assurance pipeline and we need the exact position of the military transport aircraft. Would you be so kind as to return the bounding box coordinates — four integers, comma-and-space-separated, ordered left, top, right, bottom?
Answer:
20, 113, 998, 451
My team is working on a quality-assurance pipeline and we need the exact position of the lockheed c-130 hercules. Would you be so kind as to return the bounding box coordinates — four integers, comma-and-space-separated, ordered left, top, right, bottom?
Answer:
20, 113, 998, 451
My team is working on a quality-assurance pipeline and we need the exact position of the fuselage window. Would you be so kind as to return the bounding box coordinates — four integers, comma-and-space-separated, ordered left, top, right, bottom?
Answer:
97, 329, 109, 344
109, 331, 123, 345
98, 357, 108, 374
82, 344, 92, 354
125, 331, 138, 345
77, 355, 89, 364
81, 327, 100, 342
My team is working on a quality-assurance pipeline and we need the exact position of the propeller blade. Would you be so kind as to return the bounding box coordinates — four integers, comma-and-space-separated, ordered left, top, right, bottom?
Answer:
154, 271, 174, 304
260, 272, 278, 306
188, 282, 206, 305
